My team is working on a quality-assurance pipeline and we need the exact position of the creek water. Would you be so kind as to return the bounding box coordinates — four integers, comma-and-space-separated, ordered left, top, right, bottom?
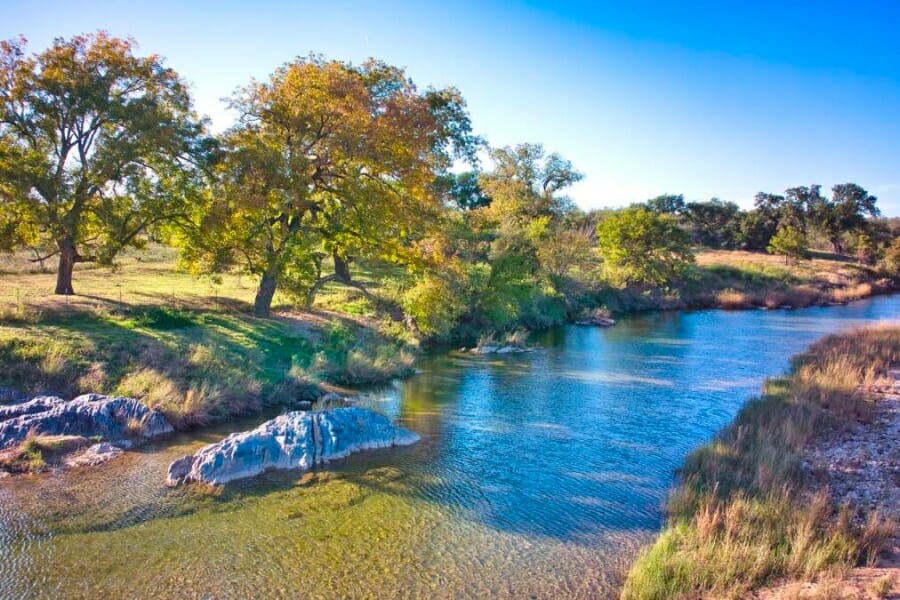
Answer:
1, 296, 898, 599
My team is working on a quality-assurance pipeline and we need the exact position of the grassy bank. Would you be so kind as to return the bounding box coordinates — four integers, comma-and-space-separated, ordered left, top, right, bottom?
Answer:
621, 325, 900, 600
601, 250, 895, 314
0, 299, 413, 429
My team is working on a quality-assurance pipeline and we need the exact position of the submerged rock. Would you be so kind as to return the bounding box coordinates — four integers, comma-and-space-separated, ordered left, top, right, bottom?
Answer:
575, 316, 617, 327
63, 442, 125, 468
470, 345, 531, 354
166, 407, 420, 486
0, 395, 173, 449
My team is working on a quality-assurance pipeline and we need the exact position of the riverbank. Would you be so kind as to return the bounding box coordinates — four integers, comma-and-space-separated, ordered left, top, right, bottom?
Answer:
0, 245, 895, 429
602, 250, 897, 314
621, 325, 900, 599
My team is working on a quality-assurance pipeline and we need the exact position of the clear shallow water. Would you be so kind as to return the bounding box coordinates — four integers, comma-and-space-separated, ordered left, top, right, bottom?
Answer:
1, 297, 899, 599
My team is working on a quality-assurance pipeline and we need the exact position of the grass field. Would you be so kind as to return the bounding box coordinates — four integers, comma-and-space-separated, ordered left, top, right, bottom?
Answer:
0, 246, 413, 427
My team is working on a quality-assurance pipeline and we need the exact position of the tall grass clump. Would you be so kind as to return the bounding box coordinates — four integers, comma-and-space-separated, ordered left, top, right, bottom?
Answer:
622, 325, 900, 600
306, 322, 415, 386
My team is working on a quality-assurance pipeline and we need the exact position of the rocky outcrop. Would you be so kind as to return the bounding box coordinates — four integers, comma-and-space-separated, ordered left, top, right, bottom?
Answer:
167, 407, 420, 486
0, 396, 65, 421
0, 394, 173, 449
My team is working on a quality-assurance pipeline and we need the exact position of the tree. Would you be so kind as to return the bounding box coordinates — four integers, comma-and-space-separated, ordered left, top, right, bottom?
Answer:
854, 233, 877, 265
754, 188, 816, 235
883, 237, 900, 276
0, 33, 204, 294
596, 206, 694, 287
477, 143, 582, 229
644, 193, 685, 214
184, 56, 477, 317
809, 183, 879, 254
435, 170, 490, 211
682, 198, 742, 248
767, 225, 809, 264
738, 207, 779, 251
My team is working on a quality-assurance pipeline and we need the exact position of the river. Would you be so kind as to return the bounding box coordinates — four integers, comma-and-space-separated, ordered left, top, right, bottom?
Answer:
1, 296, 898, 598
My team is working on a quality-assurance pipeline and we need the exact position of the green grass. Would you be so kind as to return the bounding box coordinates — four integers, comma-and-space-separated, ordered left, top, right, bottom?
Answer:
0, 307, 412, 428
621, 325, 900, 599
0, 244, 419, 426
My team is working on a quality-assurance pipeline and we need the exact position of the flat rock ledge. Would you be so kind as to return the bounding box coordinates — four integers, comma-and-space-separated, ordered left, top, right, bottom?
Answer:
63, 442, 125, 468
0, 394, 173, 449
166, 407, 420, 486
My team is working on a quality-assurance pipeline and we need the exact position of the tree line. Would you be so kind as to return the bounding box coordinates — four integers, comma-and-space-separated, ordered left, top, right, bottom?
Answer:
2, 33, 898, 332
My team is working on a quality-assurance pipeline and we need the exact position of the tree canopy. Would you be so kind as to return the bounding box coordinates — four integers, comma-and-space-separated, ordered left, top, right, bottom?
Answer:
0, 32, 205, 294
182, 55, 479, 316
596, 206, 694, 287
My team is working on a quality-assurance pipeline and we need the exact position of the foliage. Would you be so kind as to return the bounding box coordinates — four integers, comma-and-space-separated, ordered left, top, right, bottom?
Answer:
883, 236, 900, 276
434, 170, 491, 210
737, 207, 779, 251
180, 55, 479, 316
596, 207, 694, 287
401, 272, 464, 338
767, 224, 809, 263
477, 143, 581, 231
809, 183, 880, 254
306, 321, 414, 385
0, 32, 206, 295
681, 198, 742, 248
643, 193, 684, 214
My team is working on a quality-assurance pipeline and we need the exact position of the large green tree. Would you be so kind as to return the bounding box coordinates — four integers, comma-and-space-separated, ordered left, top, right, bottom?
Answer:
682, 198, 742, 249
0, 33, 204, 294
184, 56, 477, 317
596, 206, 694, 287
809, 183, 879, 254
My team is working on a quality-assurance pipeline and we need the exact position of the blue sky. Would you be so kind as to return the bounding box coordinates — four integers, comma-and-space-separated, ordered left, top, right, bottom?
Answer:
6, 0, 900, 215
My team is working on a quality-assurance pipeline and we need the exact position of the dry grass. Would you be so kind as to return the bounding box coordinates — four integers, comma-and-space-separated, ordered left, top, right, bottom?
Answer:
622, 325, 900, 600
0, 433, 88, 473
870, 574, 895, 599
692, 250, 892, 310
716, 288, 753, 309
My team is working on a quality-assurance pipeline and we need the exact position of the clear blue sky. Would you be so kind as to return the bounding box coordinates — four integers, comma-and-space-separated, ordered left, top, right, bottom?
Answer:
7, 0, 900, 215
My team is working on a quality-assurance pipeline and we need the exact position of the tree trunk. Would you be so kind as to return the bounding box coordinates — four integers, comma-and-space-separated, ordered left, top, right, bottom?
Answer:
333, 251, 351, 282
55, 238, 77, 295
831, 238, 843, 255
253, 272, 278, 317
